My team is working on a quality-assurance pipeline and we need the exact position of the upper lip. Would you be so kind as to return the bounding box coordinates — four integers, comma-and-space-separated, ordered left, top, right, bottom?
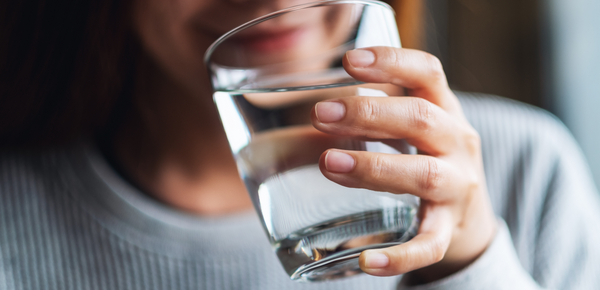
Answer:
230, 27, 302, 43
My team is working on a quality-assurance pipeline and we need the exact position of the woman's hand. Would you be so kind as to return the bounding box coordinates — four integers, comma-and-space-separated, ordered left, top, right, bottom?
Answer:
310, 47, 497, 283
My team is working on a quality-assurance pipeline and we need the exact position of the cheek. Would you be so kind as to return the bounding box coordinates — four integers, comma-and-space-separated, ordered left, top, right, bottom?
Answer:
324, 5, 359, 46
294, 5, 358, 55
131, 0, 358, 93
133, 0, 215, 91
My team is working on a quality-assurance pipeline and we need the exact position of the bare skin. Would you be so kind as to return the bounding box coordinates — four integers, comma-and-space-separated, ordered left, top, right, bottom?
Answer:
112, 57, 252, 215
115, 0, 497, 284
316, 47, 497, 282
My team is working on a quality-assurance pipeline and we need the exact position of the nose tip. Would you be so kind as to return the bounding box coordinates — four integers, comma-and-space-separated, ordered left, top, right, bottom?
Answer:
225, 0, 313, 9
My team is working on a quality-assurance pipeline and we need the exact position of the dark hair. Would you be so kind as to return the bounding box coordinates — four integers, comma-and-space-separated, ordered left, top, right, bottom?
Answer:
0, 0, 417, 150
0, 0, 136, 149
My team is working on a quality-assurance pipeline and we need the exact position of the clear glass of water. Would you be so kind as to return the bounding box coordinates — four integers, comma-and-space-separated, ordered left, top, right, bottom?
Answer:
204, 0, 420, 282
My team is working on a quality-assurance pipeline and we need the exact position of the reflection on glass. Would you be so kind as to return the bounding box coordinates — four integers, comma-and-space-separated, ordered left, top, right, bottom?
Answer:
206, 1, 419, 281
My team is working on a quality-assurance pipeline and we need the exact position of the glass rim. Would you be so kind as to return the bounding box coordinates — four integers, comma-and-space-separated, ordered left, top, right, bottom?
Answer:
203, 0, 394, 67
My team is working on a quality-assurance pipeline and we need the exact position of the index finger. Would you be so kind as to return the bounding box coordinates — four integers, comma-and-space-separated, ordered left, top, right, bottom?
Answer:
343, 47, 462, 116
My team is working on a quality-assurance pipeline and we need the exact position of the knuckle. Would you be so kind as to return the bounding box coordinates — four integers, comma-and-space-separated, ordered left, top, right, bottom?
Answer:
355, 98, 379, 124
368, 154, 388, 181
420, 158, 442, 193
391, 49, 403, 70
410, 99, 436, 133
422, 53, 445, 82
462, 127, 482, 154
464, 171, 481, 194
385, 246, 412, 273
428, 237, 447, 263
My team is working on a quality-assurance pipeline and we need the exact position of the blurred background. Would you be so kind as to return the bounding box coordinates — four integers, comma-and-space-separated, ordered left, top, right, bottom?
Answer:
393, 0, 600, 188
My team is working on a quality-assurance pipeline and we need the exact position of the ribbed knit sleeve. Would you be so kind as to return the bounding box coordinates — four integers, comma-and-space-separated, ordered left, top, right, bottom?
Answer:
395, 93, 600, 290
397, 220, 542, 290
1, 93, 600, 290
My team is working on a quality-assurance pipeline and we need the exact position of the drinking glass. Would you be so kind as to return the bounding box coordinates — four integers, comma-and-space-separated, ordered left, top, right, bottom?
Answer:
205, 0, 420, 282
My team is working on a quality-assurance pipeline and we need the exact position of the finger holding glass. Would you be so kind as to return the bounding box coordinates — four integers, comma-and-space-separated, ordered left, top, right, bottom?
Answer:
206, 1, 425, 282
313, 46, 498, 282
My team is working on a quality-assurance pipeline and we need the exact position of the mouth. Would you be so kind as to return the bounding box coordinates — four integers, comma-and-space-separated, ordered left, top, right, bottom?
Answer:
231, 27, 306, 53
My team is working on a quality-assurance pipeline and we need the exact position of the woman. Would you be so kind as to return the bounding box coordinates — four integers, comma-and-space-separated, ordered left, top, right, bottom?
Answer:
1, 0, 599, 289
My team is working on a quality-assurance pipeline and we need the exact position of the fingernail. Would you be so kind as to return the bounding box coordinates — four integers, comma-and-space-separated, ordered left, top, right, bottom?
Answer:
364, 251, 390, 269
315, 101, 345, 123
346, 49, 375, 68
325, 151, 355, 173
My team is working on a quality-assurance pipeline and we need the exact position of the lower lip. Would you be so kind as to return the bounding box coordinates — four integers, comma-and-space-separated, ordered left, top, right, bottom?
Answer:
236, 28, 306, 53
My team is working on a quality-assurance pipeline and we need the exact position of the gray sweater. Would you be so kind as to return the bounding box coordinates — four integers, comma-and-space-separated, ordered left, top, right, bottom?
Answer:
1, 93, 600, 290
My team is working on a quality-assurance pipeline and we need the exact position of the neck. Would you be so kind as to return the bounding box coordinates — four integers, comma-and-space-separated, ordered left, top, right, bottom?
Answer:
107, 61, 252, 216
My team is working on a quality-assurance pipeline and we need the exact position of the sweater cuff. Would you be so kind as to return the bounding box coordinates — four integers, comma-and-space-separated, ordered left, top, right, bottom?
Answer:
397, 219, 542, 290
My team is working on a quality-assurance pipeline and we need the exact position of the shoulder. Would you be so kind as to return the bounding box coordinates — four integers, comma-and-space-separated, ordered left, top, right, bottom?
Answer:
457, 91, 569, 147
0, 145, 80, 213
456, 91, 577, 172
456, 91, 597, 223
0, 149, 49, 195
456, 94, 600, 284
455, 90, 578, 177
